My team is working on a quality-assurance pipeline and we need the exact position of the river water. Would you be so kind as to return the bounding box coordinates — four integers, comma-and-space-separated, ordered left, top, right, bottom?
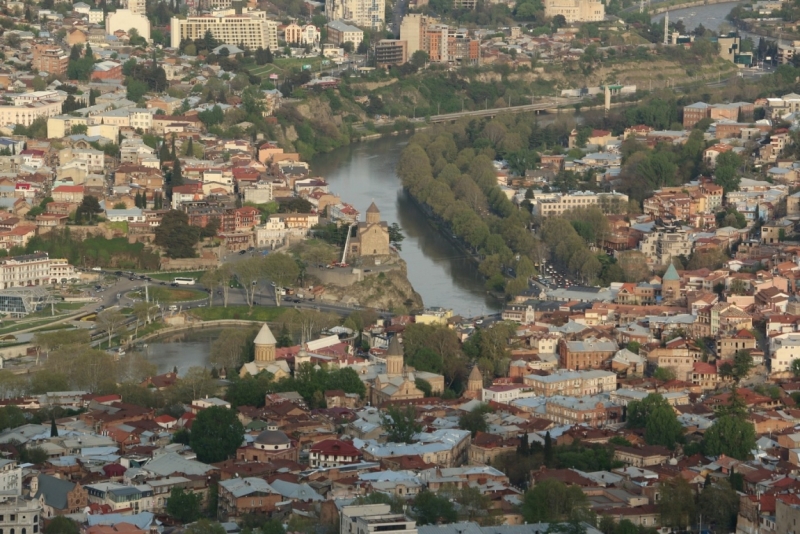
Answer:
651, 2, 740, 33
147, 135, 503, 371
310, 135, 503, 316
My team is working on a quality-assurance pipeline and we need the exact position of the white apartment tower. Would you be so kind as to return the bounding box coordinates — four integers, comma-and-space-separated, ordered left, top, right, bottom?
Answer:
170, 9, 279, 50
325, 0, 385, 30
125, 0, 146, 15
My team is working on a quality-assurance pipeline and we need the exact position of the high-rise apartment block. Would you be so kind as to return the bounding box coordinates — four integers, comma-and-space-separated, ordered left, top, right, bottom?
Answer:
399, 14, 479, 65
31, 44, 68, 77
325, 0, 385, 30
170, 9, 278, 50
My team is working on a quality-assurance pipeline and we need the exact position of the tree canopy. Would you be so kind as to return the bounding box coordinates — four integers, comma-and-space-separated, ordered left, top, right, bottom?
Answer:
189, 406, 245, 463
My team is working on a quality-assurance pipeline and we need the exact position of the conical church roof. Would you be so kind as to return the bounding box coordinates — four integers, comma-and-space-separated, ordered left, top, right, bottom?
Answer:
254, 323, 277, 345
387, 336, 402, 356
663, 262, 680, 281
366, 201, 380, 214
468, 366, 483, 381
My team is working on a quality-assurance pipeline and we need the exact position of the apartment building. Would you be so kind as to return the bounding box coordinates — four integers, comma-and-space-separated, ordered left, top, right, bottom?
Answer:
326, 20, 364, 47
543, 395, 622, 428
767, 93, 800, 118
638, 220, 692, 268
531, 191, 629, 217
0, 92, 65, 128
770, 334, 800, 374
32, 45, 69, 77
522, 369, 617, 397
558, 337, 618, 370
682, 101, 753, 127
544, 0, 604, 22
0, 253, 54, 289
375, 39, 408, 67
170, 10, 279, 51
325, 0, 385, 30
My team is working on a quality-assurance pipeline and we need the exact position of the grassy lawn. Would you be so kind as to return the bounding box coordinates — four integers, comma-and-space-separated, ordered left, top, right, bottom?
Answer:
190, 306, 288, 322
0, 317, 58, 335
148, 271, 207, 282
128, 287, 207, 303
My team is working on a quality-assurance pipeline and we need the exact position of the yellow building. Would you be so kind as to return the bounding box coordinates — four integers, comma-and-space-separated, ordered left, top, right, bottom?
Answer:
414, 307, 453, 325
544, 0, 604, 22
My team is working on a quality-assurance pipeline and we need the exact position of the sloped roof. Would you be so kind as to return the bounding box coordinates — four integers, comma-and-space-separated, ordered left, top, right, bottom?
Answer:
254, 323, 276, 346
35, 473, 76, 510
663, 262, 680, 281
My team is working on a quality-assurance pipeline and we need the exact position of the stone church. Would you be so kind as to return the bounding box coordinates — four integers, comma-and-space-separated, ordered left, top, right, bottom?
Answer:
239, 323, 291, 379
369, 336, 445, 405
348, 202, 390, 259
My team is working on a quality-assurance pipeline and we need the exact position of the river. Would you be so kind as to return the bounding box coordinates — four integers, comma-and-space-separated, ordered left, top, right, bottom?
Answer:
310, 135, 503, 316
651, 2, 740, 33
146, 136, 503, 371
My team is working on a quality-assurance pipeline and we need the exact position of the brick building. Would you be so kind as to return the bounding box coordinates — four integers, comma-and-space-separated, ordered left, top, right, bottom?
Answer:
558, 337, 618, 370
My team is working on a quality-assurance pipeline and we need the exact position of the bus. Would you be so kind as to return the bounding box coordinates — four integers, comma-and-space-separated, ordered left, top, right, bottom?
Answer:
172, 277, 196, 286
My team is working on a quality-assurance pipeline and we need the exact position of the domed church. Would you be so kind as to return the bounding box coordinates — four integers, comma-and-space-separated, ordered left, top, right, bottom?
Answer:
237, 422, 299, 462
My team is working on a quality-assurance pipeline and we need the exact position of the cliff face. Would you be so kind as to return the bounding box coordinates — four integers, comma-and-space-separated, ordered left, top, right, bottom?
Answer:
319, 262, 423, 313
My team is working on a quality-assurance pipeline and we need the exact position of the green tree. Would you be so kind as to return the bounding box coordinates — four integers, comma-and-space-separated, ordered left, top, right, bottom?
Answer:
644, 399, 684, 449
262, 253, 300, 305
714, 151, 743, 193
718, 349, 754, 385
458, 403, 492, 437
413, 490, 458, 525
44, 517, 80, 534
702, 414, 756, 460
76, 195, 103, 224
410, 50, 429, 69
521, 479, 589, 523
791, 358, 800, 378
154, 210, 201, 258
380, 405, 422, 443
189, 406, 245, 463
698, 480, 739, 534
166, 487, 202, 523
659, 477, 696, 530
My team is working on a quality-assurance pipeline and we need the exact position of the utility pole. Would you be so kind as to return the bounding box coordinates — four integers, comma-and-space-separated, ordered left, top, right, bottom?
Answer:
663, 10, 669, 45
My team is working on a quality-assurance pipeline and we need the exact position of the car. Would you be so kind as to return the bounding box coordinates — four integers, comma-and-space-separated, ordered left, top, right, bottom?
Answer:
292, 299, 301, 303
239, 250, 247, 255
114, 271, 123, 276
129, 277, 136, 281
364, 269, 372, 272
283, 296, 292, 301
270, 282, 276, 287
475, 319, 484, 325
96, 306, 105, 312
160, 282, 166, 285
170, 283, 178, 287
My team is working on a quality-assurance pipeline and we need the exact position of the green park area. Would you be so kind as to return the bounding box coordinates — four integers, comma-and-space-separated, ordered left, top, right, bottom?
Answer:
129, 287, 207, 303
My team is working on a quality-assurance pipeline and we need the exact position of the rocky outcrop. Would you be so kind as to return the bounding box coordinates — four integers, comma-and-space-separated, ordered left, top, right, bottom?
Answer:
319, 261, 423, 313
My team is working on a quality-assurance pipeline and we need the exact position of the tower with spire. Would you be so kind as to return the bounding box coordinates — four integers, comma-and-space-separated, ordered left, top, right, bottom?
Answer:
467, 366, 483, 392
386, 336, 404, 376
254, 323, 276, 362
